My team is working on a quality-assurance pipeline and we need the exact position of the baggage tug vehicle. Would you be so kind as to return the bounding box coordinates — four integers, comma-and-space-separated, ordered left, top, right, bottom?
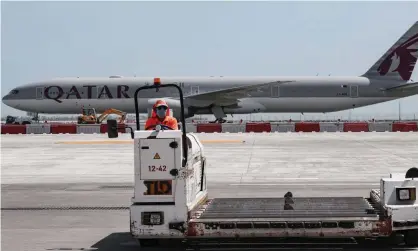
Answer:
107, 80, 418, 247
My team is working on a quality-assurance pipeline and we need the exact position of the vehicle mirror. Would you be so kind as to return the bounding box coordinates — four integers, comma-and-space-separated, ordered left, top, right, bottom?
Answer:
107, 119, 118, 138
406, 167, 418, 179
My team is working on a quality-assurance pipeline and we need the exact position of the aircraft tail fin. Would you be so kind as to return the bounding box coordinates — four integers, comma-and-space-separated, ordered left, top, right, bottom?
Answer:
362, 21, 418, 82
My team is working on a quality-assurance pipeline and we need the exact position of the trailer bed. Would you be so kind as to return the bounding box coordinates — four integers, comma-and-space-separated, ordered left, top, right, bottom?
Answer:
185, 196, 389, 238
193, 197, 379, 220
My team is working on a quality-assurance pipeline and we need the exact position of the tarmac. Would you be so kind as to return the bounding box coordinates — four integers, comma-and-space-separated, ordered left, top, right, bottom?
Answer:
1, 132, 418, 251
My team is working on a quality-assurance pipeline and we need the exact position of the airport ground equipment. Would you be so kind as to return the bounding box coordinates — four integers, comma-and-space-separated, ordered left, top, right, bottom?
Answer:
106, 79, 418, 247
5, 115, 32, 125
77, 108, 127, 124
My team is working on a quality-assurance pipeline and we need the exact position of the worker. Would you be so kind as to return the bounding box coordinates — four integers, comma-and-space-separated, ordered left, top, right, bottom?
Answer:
145, 99, 179, 130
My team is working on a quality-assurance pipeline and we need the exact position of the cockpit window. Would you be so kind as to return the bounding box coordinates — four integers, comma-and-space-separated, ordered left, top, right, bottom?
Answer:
10, 89, 19, 95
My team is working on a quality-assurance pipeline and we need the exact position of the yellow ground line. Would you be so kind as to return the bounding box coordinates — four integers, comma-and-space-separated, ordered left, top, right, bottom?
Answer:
55, 139, 244, 144
55, 140, 131, 144
202, 140, 244, 143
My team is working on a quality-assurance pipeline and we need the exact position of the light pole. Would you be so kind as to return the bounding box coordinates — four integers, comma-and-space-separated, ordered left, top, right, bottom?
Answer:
398, 100, 401, 121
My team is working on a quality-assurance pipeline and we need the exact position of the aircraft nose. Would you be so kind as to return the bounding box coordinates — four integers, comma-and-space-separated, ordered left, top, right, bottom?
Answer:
2, 93, 10, 101
2, 94, 13, 107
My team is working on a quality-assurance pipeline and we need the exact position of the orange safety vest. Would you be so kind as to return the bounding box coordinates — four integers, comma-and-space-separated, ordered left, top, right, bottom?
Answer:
145, 100, 179, 130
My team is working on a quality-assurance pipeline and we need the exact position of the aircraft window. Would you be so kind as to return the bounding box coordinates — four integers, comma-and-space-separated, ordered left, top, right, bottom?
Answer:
10, 89, 19, 95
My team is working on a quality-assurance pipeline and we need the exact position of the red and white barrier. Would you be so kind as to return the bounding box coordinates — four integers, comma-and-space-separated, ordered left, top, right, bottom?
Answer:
196, 123, 222, 133
295, 122, 320, 132
50, 123, 77, 134
368, 122, 392, 132
126, 123, 145, 130
222, 123, 245, 133
343, 122, 369, 132
245, 122, 271, 133
100, 123, 126, 133
319, 122, 343, 132
26, 124, 51, 134
185, 123, 197, 133
392, 122, 418, 132
273, 123, 295, 132
76, 124, 101, 134
1, 124, 26, 134
2, 121, 418, 134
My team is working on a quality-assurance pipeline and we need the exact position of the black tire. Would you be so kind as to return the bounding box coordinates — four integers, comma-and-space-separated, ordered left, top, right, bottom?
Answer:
404, 229, 418, 246
355, 235, 402, 247
138, 239, 159, 247
354, 237, 373, 247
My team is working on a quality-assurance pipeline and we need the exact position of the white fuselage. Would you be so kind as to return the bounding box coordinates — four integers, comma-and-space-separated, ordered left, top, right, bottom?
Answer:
2, 76, 414, 116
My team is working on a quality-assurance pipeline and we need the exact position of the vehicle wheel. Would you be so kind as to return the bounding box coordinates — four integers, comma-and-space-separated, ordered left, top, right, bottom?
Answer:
404, 230, 418, 246
138, 239, 159, 247
355, 237, 373, 247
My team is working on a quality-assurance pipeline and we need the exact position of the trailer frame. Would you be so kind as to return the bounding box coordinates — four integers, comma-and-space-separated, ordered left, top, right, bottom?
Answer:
106, 80, 418, 247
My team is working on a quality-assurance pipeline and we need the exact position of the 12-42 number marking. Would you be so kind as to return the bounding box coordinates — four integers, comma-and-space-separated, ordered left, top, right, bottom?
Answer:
149, 165, 167, 172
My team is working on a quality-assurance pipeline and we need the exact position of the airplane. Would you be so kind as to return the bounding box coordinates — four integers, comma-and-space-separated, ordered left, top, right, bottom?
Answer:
2, 21, 418, 123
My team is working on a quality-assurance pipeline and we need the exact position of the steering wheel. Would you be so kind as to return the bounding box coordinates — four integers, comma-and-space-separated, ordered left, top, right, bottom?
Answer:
155, 124, 174, 130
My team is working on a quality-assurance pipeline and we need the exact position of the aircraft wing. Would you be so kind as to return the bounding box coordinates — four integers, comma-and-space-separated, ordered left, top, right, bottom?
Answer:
383, 82, 418, 92
183, 80, 294, 107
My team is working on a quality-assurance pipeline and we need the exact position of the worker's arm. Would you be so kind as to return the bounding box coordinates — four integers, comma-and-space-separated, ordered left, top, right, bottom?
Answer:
145, 118, 155, 130
170, 117, 179, 130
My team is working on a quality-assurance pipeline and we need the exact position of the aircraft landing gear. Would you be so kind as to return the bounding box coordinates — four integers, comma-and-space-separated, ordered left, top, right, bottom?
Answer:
210, 105, 227, 124
211, 118, 227, 123
31, 113, 39, 123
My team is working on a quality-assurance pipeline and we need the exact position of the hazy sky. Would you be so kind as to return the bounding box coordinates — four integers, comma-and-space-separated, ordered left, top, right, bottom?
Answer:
1, 1, 417, 120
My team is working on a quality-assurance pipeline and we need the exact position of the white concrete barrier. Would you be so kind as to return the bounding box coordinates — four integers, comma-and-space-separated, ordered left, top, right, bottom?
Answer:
185, 123, 197, 133
126, 123, 145, 131
222, 123, 245, 133
272, 123, 295, 132
369, 122, 392, 132
320, 122, 343, 132
76, 124, 101, 134
125, 123, 189, 131
26, 124, 51, 134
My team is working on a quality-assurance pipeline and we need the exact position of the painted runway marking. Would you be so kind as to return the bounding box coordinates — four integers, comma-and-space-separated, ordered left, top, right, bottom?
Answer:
230, 183, 380, 186
241, 178, 320, 180
55, 140, 132, 144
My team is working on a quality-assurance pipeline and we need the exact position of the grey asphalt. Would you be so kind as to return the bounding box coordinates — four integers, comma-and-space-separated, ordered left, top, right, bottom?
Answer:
1, 132, 418, 251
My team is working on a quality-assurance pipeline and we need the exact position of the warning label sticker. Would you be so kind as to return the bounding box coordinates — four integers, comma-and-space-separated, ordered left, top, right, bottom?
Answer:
153, 153, 161, 159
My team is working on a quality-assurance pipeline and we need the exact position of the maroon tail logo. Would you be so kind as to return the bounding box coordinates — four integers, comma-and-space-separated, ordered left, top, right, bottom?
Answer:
377, 34, 418, 81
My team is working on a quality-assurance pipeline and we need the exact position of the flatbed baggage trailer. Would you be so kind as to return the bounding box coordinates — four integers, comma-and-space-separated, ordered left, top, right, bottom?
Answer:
107, 80, 418, 247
